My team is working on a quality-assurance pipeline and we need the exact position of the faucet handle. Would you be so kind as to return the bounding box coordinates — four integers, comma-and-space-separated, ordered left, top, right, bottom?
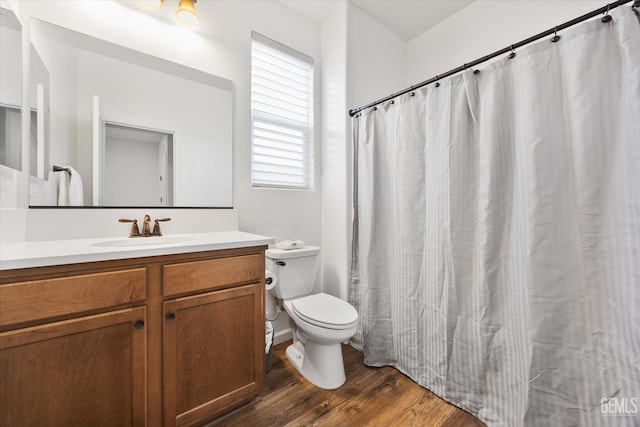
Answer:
152, 217, 171, 236
119, 218, 140, 238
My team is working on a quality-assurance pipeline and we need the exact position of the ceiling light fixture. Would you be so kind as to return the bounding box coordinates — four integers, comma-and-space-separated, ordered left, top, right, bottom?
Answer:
175, 0, 200, 28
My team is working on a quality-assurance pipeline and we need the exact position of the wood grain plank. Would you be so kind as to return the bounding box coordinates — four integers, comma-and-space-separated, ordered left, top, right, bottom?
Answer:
211, 339, 381, 427
164, 284, 264, 426
208, 342, 485, 427
0, 246, 268, 286
0, 307, 146, 427
440, 406, 486, 427
360, 383, 455, 426
163, 254, 264, 297
0, 268, 146, 328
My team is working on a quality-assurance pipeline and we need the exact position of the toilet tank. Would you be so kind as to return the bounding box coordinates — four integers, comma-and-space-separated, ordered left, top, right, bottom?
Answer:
265, 246, 319, 299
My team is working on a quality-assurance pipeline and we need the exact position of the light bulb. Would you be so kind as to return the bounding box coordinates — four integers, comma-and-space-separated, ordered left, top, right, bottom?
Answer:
175, 0, 200, 28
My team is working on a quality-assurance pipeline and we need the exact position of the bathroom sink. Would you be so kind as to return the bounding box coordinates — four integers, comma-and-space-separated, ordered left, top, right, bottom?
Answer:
91, 236, 195, 248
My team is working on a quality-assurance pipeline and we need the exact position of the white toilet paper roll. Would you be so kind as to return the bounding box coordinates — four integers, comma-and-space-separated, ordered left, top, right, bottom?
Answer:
265, 269, 277, 290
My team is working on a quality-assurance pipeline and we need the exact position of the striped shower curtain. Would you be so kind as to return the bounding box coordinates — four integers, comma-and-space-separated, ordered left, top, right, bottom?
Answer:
350, 6, 640, 426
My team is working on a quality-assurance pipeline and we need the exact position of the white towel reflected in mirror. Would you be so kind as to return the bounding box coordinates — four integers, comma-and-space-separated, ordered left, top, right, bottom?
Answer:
57, 166, 84, 206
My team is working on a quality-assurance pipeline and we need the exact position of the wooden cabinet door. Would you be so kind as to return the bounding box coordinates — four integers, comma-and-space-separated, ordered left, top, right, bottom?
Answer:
163, 283, 264, 427
0, 307, 147, 427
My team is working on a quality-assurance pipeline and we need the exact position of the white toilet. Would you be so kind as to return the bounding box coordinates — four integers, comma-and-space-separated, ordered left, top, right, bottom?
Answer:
266, 246, 359, 389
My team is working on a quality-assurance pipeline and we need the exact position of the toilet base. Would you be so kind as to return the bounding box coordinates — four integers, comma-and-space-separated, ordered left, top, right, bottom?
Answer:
286, 341, 346, 390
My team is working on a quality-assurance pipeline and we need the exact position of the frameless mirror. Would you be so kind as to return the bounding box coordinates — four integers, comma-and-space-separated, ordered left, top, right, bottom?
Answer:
0, 6, 22, 171
28, 18, 233, 207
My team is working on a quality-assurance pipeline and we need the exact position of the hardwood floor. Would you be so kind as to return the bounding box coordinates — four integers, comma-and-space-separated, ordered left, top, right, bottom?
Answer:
209, 341, 485, 427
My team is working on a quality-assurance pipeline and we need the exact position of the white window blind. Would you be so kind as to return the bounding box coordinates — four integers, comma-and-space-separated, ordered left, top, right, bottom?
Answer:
251, 32, 314, 189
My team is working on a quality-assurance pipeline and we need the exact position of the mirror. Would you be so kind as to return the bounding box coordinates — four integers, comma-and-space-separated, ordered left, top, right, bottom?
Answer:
102, 122, 174, 206
0, 6, 22, 172
29, 44, 50, 179
28, 18, 233, 207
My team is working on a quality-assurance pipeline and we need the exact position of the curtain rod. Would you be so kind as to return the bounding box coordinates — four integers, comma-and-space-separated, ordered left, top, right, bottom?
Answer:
349, 0, 635, 117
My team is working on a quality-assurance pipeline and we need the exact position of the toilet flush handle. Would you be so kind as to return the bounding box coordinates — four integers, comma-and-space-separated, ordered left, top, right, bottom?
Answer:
276, 261, 286, 266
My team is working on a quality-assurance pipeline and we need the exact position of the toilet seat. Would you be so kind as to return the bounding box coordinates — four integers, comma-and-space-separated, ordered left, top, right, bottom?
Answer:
289, 293, 358, 330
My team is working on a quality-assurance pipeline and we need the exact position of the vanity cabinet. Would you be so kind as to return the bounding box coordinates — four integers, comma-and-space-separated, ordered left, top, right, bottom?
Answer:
163, 284, 263, 426
162, 254, 265, 426
0, 267, 148, 427
0, 246, 266, 427
0, 307, 147, 427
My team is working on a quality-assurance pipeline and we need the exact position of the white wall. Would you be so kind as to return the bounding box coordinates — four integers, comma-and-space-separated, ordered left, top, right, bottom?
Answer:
406, 1, 603, 84
0, 166, 22, 210
346, 3, 406, 108
319, 2, 405, 303
320, 4, 348, 300
0, 204, 25, 249
24, 207, 239, 241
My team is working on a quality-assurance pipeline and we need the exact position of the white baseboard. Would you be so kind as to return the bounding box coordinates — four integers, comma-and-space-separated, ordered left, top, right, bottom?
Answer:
274, 328, 292, 345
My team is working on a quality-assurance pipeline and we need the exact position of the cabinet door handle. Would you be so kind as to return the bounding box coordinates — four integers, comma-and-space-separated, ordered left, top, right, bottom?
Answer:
166, 313, 176, 322
134, 320, 145, 330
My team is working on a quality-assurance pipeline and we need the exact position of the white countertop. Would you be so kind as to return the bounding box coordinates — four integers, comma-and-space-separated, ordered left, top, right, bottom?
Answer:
0, 231, 274, 270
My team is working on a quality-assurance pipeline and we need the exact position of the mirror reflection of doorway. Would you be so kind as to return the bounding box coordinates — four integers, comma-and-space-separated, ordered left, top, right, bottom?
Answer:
103, 123, 173, 207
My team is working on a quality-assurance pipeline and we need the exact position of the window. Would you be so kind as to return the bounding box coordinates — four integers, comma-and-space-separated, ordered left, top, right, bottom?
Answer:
251, 32, 314, 190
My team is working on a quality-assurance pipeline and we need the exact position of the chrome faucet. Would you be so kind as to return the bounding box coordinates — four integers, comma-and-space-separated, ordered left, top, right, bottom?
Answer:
119, 215, 171, 238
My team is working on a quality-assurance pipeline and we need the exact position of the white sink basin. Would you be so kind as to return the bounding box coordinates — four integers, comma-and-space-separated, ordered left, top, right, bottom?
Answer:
91, 236, 195, 248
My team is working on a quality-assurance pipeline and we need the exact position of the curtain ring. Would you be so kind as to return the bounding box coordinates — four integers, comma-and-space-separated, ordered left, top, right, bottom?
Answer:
435, 75, 440, 88
409, 85, 415, 96
551, 26, 561, 43
508, 44, 516, 59
464, 63, 480, 75
602, 4, 613, 23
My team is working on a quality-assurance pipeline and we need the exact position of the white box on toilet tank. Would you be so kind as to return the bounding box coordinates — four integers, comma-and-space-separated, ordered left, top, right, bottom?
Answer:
265, 246, 320, 300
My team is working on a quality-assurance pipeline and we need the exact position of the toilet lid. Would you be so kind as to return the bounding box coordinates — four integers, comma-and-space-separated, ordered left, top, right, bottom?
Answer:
290, 293, 358, 329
